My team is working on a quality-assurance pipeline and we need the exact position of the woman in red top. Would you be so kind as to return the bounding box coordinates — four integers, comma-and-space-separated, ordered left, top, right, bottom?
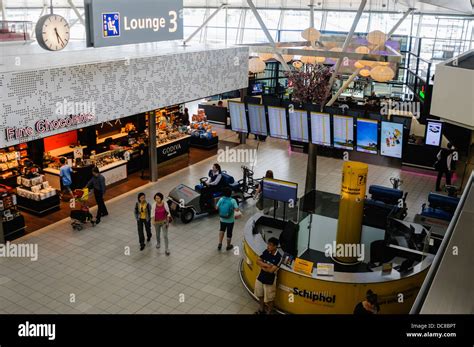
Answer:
151, 193, 172, 255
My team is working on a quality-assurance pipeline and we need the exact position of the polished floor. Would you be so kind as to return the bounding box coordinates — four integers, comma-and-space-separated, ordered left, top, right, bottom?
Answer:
0, 130, 444, 314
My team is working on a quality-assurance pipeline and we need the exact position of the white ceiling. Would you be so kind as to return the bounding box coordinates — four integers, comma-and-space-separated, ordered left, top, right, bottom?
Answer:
4, 0, 474, 15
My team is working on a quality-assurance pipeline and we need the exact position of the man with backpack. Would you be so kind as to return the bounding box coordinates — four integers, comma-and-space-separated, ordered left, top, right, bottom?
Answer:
215, 188, 239, 251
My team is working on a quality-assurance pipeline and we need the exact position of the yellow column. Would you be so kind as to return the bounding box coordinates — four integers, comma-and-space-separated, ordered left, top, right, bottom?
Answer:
335, 161, 368, 264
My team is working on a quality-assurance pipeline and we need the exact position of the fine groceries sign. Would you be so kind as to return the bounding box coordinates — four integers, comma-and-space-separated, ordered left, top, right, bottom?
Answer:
84, 0, 183, 48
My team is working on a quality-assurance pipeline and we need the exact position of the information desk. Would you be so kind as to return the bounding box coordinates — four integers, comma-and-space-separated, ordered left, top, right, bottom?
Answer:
157, 135, 191, 163
240, 213, 434, 314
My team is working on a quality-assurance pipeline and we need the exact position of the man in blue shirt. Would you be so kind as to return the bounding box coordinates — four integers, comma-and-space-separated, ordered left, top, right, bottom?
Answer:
255, 237, 282, 314
215, 187, 239, 251
59, 157, 74, 199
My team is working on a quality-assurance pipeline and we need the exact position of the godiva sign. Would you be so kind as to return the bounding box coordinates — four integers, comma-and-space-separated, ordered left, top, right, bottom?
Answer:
84, 0, 183, 48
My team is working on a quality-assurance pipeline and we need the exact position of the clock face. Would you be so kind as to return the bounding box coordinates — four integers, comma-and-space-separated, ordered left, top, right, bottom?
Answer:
36, 14, 70, 51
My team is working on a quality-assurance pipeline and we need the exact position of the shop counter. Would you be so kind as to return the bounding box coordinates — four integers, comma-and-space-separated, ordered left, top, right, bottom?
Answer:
97, 132, 128, 144
240, 213, 434, 314
189, 135, 219, 149
97, 160, 128, 186
43, 165, 94, 190
157, 135, 191, 163
48, 145, 87, 158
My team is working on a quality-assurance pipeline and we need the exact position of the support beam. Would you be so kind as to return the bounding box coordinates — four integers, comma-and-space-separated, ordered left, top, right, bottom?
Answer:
149, 112, 158, 182
67, 0, 85, 26
246, 0, 290, 72
326, 68, 362, 107
183, 3, 226, 45
0, 0, 6, 21
373, 8, 415, 51
308, 0, 315, 28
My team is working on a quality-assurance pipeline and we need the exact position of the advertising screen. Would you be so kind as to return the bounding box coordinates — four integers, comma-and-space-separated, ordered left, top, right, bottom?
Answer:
248, 104, 267, 136
356, 119, 378, 154
380, 121, 403, 158
262, 178, 298, 204
267, 106, 288, 140
333, 115, 354, 150
425, 121, 443, 146
310, 112, 331, 146
289, 110, 309, 143
228, 101, 248, 133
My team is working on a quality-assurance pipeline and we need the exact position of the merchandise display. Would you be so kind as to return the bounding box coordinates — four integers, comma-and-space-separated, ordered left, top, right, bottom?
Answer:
16, 174, 56, 201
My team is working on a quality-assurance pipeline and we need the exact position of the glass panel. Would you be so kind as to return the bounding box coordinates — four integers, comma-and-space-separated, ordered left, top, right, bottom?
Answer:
245, 9, 281, 30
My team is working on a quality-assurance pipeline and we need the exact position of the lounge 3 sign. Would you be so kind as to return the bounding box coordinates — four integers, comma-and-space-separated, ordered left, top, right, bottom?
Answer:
85, 0, 183, 48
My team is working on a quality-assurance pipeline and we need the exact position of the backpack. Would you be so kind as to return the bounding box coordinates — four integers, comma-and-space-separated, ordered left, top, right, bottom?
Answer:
219, 198, 234, 219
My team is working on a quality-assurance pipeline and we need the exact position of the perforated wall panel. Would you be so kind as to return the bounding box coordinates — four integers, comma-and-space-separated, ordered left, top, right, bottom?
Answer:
0, 47, 249, 147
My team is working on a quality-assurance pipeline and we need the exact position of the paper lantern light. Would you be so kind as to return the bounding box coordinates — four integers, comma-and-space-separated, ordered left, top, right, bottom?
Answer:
358, 60, 376, 67
355, 46, 370, 54
292, 61, 303, 69
367, 30, 387, 46
359, 69, 371, 77
249, 57, 266, 74
275, 54, 293, 63
377, 61, 390, 66
370, 65, 395, 82
354, 61, 365, 69
259, 53, 274, 61
301, 27, 321, 43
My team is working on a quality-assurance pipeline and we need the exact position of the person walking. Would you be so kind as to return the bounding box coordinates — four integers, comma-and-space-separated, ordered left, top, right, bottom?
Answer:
86, 167, 108, 224
59, 157, 74, 200
435, 143, 454, 192
216, 188, 239, 251
151, 193, 172, 255
134, 193, 152, 251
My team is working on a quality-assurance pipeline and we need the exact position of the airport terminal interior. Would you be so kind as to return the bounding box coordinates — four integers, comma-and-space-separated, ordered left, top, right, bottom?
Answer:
0, 0, 473, 316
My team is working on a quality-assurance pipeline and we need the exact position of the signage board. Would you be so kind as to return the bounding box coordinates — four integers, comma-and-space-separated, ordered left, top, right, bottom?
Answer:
293, 258, 314, 276
84, 0, 183, 48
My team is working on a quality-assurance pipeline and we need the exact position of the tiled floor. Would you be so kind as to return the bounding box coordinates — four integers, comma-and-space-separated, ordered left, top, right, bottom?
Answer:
0, 131, 442, 314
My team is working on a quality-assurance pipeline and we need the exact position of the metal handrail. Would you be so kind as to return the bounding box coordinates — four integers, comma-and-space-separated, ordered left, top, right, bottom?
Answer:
410, 171, 474, 314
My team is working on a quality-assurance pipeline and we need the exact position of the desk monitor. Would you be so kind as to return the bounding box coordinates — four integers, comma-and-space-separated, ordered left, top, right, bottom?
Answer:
228, 101, 248, 133
425, 120, 443, 147
356, 118, 378, 154
333, 115, 354, 150
289, 109, 309, 143
267, 106, 288, 140
248, 104, 268, 136
310, 112, 331, 146
380, 121, 403, 158
262, 178, 298, 204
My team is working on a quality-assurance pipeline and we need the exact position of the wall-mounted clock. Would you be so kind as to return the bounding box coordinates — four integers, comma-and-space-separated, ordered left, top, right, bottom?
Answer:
35, 14, 70, 51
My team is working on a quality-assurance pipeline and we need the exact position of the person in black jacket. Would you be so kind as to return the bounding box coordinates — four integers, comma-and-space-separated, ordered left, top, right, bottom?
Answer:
86, 167, 108, 224
134, 192, 152, 251
354, 290, 380, 315
435, 143, 454, 192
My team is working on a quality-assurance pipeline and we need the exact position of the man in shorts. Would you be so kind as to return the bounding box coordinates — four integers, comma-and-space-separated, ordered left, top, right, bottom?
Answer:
255, 237, 282, 314
216, 188, 239, 251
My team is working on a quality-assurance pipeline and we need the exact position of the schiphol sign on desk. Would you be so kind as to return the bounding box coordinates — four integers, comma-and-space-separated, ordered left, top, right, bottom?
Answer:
84, 0, 183, 48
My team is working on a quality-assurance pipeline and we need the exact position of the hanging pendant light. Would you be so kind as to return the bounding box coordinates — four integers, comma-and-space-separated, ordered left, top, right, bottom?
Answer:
370, 65, 395, 82
359, 69, 371, 77
249, 57, 266, 74
367, 30, 387, 46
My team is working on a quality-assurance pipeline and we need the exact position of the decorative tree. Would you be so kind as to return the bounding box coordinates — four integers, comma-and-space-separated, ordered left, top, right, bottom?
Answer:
286, 64, 333, 105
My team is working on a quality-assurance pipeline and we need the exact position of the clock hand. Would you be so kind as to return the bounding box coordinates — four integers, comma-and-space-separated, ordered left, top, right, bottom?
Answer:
54, 28, 65, 46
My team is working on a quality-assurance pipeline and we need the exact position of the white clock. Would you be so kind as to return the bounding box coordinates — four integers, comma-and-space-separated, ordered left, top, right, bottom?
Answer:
35, 14, 70, 51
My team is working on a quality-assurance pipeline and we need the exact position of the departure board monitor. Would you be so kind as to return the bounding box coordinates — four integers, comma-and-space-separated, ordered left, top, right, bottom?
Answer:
356, 118, 378, 154
248, 104, 268, 136
333, 115, 354, 150
289, 109, 309, 143
228, 101, 248, 133
267, 106, 288, 140
310, 112, 331, 146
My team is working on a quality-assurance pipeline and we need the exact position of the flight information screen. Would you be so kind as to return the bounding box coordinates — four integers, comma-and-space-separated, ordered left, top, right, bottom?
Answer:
228, 101, 248, 133
356, 118, 378, 154
289, 110, 309, 143
248, 104, 268, 136
310, 112, 331, 146
267, 106, 288, 140
333, 115, 354, 150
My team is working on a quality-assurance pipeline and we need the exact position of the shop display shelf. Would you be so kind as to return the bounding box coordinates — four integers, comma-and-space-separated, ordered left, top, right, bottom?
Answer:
17, 194, 60, 216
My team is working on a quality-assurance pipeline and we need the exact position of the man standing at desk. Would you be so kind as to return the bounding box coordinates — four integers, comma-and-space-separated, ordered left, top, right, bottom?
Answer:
87, 167, 108, 224
255, 237, 282, 314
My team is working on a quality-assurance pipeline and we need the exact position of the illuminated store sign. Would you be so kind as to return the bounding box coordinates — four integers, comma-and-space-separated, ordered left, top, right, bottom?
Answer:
5, 114, 95, 142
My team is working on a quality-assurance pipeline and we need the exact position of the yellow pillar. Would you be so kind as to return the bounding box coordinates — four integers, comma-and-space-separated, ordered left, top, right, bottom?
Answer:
335, 161, 368, 264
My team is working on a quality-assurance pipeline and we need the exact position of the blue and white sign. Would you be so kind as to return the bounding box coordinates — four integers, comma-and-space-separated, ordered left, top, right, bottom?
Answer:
85, 0, 183, 48
102, 13, 120, 38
